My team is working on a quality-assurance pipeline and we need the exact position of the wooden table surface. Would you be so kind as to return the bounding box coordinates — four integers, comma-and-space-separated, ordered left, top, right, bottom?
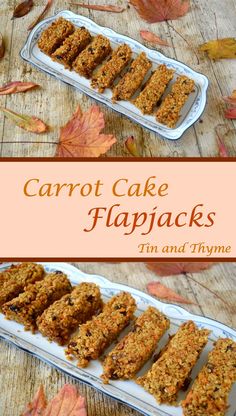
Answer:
0, 0, 236, 157
0, 262, 236, 415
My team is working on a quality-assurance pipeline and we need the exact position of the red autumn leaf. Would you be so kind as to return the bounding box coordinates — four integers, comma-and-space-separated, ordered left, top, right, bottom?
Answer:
222, 90, 236, 119
225, 107, 236, 119
215, 124, 229, 157
140, 30, 169, 46
12, 0, 34, 19
147, 281, 194, 304
0, 81, 39, 95
146, 262, 214, 277
22, 385, 47, 416
125, 135, 141, 157
0, 33, 5, 59
44, 384, 87, 416
129, 0, 190, 23
0, 106, 48, 134
56, 105, 117, 157
28, 0, 53, 31
69, 3, 125, 13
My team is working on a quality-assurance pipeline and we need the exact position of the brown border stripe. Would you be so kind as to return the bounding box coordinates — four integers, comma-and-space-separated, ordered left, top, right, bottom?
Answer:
0, 157, 236, 162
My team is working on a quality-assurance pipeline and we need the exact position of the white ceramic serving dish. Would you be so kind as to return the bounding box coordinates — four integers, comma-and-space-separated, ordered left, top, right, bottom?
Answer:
20, 10, 209, 140
0, 263, 235, 416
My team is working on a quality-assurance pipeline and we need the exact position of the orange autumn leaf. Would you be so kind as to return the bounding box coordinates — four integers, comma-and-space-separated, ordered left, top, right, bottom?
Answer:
147, 281, 194, 304
129, 0, 190, 23
22, 385, 47, 416
44, 384, 87, 416
56, 105, 117, 157
69, 3, 125, 13
125, 135, 141, 157
146, 262, 213, 276
223, 90, 236, 106
12, 0, 34, 19
140, 30, 169, 46
0, 81, 39, 95
199, 38, 236, 60
0, 106, 48, 134
28, 0, 53, 31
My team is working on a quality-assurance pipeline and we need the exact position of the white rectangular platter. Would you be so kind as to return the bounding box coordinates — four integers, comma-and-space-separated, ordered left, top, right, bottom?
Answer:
20, 10, 209, 140
0, 262, 235, 416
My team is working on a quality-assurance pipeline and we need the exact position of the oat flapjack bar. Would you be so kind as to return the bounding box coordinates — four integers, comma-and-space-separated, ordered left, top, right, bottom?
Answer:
38, 17, 75, 56
52, 27, 92, 69
101, 307, 170, 383
91, 44, 132, 93
37, 282, 103, 345
182, 338, 236, 416
134, 64, 175, 114
66, 292, 136, 367
2, 272, 72, 331
0, 263, 45, 309
137, 321, 210, 404
73, 35, 112, 78
112, 52, 152, 102
156, 75, 195, 128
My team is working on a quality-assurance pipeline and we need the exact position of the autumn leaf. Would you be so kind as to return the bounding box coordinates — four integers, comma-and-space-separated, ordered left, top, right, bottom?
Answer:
223, 90, 236, 106
147, 281, 194, 304
0, 106, 48, 134
56, 105, 117, 157
215, 125, 229, 157
0, 81, 39, 95
222, 90, 236, 119
129, 0, 190, 23
0, 33, 5, 59
12, 0, 34, 19
125, 136, 141, 157
22, 385, 47, 416
28, 0, 53, 31
146, 262, 214, 276
140, 30, 169, 46
69, 3, 125, 12
199, 38, 236, 60
44, 384, 87, 416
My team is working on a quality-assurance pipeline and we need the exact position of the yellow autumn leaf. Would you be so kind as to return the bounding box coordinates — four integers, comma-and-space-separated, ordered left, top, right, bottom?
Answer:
199, 38, 236, 59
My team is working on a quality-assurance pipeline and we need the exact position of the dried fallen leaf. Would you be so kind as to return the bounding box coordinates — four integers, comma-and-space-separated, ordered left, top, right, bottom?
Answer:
0, 106, 48, 134
22, 385, 47, 416
28, 0, 53, 31
56, 105, 117, 157
199, 38, 236, 60
0, 81, 39, 95
70, 3, 125, 12
44, 384, 87, 416
147, 281, 194, 304
0, 33, 5, 59
125, 136, 141, 157
222, 90, 236, 119
130, 0, 190, 23
140, 30, 169, 46
12, 0, 34, 19
146, 262, 214, 276
223, 90, 236, 106
215, 125, 229, 157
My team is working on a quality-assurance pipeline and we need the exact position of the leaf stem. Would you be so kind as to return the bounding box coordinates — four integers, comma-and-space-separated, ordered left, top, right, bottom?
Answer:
186, 273, 233, 311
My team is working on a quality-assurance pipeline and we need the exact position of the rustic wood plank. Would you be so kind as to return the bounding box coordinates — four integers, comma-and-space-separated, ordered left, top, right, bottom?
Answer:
0, 0, 235, 156
0, 262, 235, 415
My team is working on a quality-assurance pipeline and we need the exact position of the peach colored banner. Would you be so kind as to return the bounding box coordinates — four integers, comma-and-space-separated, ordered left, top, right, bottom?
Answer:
0, 161, 236, 259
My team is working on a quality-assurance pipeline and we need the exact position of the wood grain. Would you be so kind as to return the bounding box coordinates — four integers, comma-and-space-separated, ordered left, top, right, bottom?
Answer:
0, 262, 235, 415
0, 0, 235, 157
